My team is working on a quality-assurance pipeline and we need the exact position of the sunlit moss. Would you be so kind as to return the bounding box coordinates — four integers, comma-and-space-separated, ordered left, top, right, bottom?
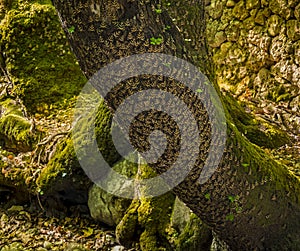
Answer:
223, 94, 290, 149
0, 0, 86, 115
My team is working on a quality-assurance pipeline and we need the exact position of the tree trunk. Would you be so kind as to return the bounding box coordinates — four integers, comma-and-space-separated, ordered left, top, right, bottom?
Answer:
51, 0, 300, 250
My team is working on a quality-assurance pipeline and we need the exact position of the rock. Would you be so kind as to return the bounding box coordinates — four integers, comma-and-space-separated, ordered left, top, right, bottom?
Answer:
267, 15, 283, 37
293, 40, 300, 64
271, 60, 294, 82
64, 243, 87, 251
111, 246, 126, 251
232, 1, 249, 20
207, 0, 224, 19
0, 2, 86, 114
175, 213, 213, 251
1, 242, 24, 251
213, 42, 233, 65
269, 0, 292, 19
0, 213, 8, 223
270, 35, 288, 62
88, 183, 131, 226
244, 16, 256, 30
226, 0, 235, 7
36, 248, 48, 251
170, 197, 192, 232
295, 4, 300, 21
209, 31, 227, 48
261, 0, 268, 6
226, 21, 240, 41
255, 10, 266, 26
7, 205, 23, 212
246, 0, 260, 10
43, 241, 52, 249
88, 158, 137, 226
287, 19, 300, 41
219, 9, 233, 30
228, 47, 246, 65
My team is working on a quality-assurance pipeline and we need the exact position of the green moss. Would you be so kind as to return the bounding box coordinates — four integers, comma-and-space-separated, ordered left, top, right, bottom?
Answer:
0, 0, 86, 115
36, 137, 77, 190
226, 121, 300, 230
94, 101, 121, 166
0, 98, 40, 152
223, 93, 290, 148
175, 214, 212, 251
116, 200, 140, 247
116, 164, 175, 250
37, 99, 119, 190
0, 99, 23, 116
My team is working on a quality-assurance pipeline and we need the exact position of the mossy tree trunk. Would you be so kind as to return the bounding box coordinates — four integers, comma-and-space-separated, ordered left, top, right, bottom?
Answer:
51, 0, 300, 250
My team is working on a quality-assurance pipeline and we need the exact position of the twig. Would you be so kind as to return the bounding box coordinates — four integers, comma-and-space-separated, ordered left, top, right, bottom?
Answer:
37, 131, 69, 146
37, 192, 45, 211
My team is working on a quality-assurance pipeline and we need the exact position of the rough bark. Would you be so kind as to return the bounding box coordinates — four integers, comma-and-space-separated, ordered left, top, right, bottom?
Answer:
51, 0, 300, 250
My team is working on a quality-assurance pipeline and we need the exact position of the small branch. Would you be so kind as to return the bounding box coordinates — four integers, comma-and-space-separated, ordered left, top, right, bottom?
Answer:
37, 131, 69, 146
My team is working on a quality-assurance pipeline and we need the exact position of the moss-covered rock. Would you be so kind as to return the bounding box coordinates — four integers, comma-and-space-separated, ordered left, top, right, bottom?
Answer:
267, 15, 283, 37
175, 214, 212, 251
0, 98, 40, 152
88, 158, 137, 226
170, 197, 213, 251
0, 0, 86, 115
287, 19, 300, 41
232, 1, 249, 20
206, 0, 300, 143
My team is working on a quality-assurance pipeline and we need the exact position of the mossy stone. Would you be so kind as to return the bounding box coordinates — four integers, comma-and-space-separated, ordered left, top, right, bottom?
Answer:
209, 31, 227, 48
175, 214, 212, 251
246, 0, 260, 10
295, 3, 300, 21
226, 21, 240, 41
232, 1, 249, 20
207, 0, 224, 20
255, 10, 266, 26
88, 158, 137, 226
37, 98, 118, 190
0, 98, 40, 152
287, 19, 300, 41
267, 15, 283, 37
0, 1, 86, 114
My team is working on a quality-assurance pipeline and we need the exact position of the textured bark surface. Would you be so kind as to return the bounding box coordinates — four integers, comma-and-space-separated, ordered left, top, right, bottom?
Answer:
51, 0, 300, 250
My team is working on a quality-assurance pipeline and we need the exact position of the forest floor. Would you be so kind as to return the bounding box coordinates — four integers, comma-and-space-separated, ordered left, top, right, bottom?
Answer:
0, 203, 133, 251
0, 91, 299, 251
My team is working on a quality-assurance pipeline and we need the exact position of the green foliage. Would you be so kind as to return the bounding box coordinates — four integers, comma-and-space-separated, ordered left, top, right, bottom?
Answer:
150, 37, 163, 45
204, 193, 210, 200
67, 25, 75, 33
228, 195, 236, 203
225, 214, 234, 221
164, 25, 171, 31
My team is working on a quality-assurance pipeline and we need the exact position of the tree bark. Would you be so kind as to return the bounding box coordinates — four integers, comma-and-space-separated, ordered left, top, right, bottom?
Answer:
51, 0, 300, 250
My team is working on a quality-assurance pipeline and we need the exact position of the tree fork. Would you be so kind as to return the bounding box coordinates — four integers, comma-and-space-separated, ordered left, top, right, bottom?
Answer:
51, 0, 300, 249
